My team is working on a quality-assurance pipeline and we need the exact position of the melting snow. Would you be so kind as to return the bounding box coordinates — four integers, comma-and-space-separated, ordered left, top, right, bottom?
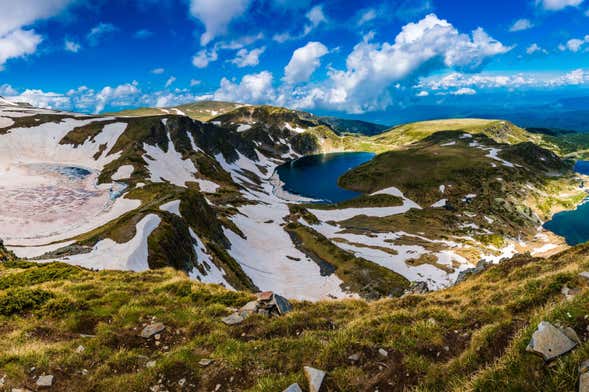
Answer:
144, 133, 197, 187
159, 200, 181, 216
112, 165, 134, 180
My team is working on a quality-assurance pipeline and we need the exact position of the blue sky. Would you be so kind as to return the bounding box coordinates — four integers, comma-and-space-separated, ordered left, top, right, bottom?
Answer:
1, 0, 589, 124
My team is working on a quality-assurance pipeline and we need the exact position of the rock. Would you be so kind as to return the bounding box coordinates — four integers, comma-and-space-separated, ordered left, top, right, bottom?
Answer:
178, 378, 186, 387
580, 359, 589, 374
455, 260, 490, 284
140, 322, 165, 338
239, 300, 259, 315
12, 389, 32, 392
221, 313, 246, 325
283, 383, 303, 392
198, 358, 213, 367
304, 366, 325, 392
146, 360, 156, 368
581, 373, 589, 392
378, 348, 388, 357
257, 291, 274, 301
348, 353, 360, 362
36, 375, 53, 388
75, 345, 85, 353
562, 285, 581, 301
562, 326, 582, 345
271, 294, 293, 315
526, 321, 577, 361
404, 281, 429, 295
580, 271, 589, 281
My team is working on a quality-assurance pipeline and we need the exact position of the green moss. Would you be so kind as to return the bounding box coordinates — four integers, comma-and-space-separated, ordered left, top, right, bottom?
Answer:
0, 288, 54, 316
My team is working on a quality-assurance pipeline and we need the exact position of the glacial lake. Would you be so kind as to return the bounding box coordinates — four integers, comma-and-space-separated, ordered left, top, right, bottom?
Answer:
277, 152, 375, 203
543, 161, 589, 245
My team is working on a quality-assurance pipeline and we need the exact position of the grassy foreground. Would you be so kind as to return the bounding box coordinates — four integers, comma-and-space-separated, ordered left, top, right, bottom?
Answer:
0, 241, 588, 392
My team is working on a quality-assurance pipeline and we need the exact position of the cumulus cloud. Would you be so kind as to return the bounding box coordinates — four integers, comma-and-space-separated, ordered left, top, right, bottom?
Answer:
283, 42, 329, 84
192, 48, 218, 68
509, 18, 534, 32
0, 0, 77, 70
189, 0, 251, 46
64, 39, 81, 53
0, 29, 42, 70
526, 43, 547, 54
214, 71, 274, 103
231, 46, 265, 67
300, 13, 510, 113
559, 36, 589, 52
547, 68, 587, 86
537, 0, 584, 10
452, 87, 477, 95
87, 23, 117, 46
165, 76, 176, 88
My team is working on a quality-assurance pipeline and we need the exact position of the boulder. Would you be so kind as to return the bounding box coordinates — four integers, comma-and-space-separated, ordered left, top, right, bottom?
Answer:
580, 271, 589, 281
580, 373, 589, 392
140, 322, 165, 338
221, 313, 246, 325
271, 294, 293, 315
526, 321, 577, 361
198, 359, 213, 367
257, 291, 274, 301
283, 383, 303, 392
36, 375, 53, 388
404, 281, 429, 295
304, 366, 325, 392
240, 300, 259, 315
580, 359, 589, 374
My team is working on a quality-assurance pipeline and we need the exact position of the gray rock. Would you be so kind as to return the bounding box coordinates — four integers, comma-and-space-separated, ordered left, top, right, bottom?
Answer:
580, 271, 589, 281
580, 373, 589, 392
580, 359, 589, 374
140, 322, 165, 338
378, 348, 388, 357
526, 321, 577, 361
404, 281, 429, 295
283, 383, 303, 392
348, 353, 360, 362
36, 375, 53, 388
76, 345, 85, 353
455, 260, 490, 284
221, 313, 246, 325
239, 300, 259, 314
562, 327, 582, 345
304, 366, 325, 392
562, 285, 581, 301
271, 294, 293, 315
146, 360, 156, 368
198, 358, 213, 367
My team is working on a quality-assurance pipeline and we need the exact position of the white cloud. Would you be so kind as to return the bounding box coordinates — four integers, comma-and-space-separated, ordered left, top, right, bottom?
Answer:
301, 13, 510, 113
0, 84, 18, 96
509, 18, 534, 32
94, 82, 140, 113
214, 71, 274, 103
231, 46, 265, 67
165, 76, 176, 88
0, 29, 42, 70
560, 36, 589, 52
283, 42, 329, 84
416, 90, 429, 97
190, 79, 201, 86
547, 68, 587, 85
537, 0, 584, 10
526, 43, 547, 54
0, 0, 77, 70
358, 8, 377, 26
192, 48, 218, 68
189, 0, 251, 46
304, 5, 327, 35
87, 23, 117, 46
64, 39, 81, 53
452, 87, 476, 95
0, 0, 75, 36
151, 68, 165, 74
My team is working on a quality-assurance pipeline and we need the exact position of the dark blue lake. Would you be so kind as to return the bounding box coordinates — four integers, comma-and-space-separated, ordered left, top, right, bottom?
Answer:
277, 152, 375, 203
543, 161, 589, 245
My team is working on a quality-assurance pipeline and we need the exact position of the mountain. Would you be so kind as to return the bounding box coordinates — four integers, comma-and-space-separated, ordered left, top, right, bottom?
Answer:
108, 101, 246, 122
0, 101, 585, 302
317, 116, 389, 135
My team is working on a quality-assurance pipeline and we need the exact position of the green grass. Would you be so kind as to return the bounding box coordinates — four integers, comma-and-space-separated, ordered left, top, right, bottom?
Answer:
0, 241, 587, 391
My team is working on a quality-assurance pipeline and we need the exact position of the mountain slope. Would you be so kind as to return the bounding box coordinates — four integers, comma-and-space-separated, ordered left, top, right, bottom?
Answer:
0, 101, 585, 301
0, 241, 587, 391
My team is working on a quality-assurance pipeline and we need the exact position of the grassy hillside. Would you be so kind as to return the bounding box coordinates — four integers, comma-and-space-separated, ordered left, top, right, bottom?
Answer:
0, 241, 588, 391
108, 101, 244, 122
